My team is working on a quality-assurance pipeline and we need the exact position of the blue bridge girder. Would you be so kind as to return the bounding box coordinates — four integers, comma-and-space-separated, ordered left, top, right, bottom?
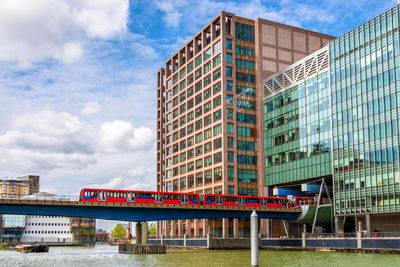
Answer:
0, 199, 301, 221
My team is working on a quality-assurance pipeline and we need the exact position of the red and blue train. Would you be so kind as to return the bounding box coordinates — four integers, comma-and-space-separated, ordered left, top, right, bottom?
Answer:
79, 188, 313, 208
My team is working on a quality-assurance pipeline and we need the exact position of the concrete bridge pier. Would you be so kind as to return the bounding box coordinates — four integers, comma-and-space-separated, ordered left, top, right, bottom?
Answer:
136, 222, 142, 244
135, 222, 148, 244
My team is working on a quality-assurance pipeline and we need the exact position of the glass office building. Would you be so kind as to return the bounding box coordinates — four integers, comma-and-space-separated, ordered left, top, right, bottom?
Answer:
264, 69, 331, 186
330, 5, 400, 232
265, 5, 400, 233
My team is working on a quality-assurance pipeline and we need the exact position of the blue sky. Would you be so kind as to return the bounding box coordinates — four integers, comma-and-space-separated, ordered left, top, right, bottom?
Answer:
0, 0, 397, 230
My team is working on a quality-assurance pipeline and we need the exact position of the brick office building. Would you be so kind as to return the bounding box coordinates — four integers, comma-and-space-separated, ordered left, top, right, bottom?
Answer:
156, 11, 334, 237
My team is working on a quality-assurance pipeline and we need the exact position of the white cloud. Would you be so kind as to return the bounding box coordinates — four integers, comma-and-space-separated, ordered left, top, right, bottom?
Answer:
155, 0, 183, 27
72, 0, 129, 39
0, 0, 129, 64
98, 121, 154, 153
82, 101, 100, 116
0, 110, 154, 174
62, 42, 84, 63
153, 0, 337, 32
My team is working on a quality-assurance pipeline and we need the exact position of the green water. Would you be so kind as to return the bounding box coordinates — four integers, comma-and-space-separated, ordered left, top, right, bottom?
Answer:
0, 245, 399, 267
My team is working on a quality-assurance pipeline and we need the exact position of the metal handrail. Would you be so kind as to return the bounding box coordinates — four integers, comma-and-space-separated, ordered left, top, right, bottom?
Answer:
0, 193, 79, 202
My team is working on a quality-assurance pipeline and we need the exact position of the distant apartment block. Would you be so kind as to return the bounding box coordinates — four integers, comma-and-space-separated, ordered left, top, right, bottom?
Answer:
156, 11, 334, 237
0, 175, 39, 198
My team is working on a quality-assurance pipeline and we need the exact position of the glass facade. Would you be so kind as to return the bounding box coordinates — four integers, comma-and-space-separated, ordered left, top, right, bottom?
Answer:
235, 21, 258, 196
330, 6, 400, 215
264, 71, 332, 185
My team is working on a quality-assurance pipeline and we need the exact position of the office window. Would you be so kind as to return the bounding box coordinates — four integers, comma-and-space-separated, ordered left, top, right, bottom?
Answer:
214, 167, 222, 181
213, 41, 221, 54
213, 55, 221, 67
226, 53, 232, 63
214, 124, 222, 136
227, 123, 234, 133
204, 142, 212, 153
228, 151, 234, 162
235, 22, 255, 42
227, 109, 234, 119
196, 173, 203, 186
227, 81, 233, 91
213, 68, 221, 81
226, 39, 232, 49
213, 83, 221, 94
204, 156, 212, 166
228, 167, 234, 181
227, 95, 233, 105
204, 88, 211, 99
205, 171, 212, 184
226, 67, 233, 77
214, 110, 221, 121
204, 48, 211, 60
228, 186, 235, 195
195, 55, 202, 67
213, 96, 221, 108
227, 137, 234, 148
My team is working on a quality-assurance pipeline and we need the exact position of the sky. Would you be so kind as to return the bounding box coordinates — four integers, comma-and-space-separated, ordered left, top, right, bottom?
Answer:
0, 0, 397, 230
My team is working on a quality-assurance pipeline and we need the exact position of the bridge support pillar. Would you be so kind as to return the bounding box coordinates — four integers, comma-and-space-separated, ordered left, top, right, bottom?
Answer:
203, 219, 208, 237
194, 219, 199, 237
222, 218, 229, 238
171, 220, 177, 237
178, 220, 182, 237
335, 216, 345, 237
207, 232, 213, 248
233, 218, 238, 238
141, 222, 148, 244
366, 214, 371, 233
259, 219, 267, 237
136, 222, 142, 244
185, 219, 190, 237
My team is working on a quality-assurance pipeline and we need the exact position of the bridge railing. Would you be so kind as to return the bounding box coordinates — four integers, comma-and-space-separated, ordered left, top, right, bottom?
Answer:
296, 199, 331, 207
0, 193, 79, 202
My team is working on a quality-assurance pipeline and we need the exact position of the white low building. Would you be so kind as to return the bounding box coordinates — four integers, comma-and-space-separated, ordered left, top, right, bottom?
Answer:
20, 192, 73, 244
21, 215, 73, 244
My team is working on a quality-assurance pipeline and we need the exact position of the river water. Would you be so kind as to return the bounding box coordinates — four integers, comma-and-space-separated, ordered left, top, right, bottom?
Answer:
0, 245, 399, 267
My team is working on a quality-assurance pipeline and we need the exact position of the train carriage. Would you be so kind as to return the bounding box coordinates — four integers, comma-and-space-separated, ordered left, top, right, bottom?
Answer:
203, 194, 289, 208
80, 188, 200, 205
79, 188, 309, 208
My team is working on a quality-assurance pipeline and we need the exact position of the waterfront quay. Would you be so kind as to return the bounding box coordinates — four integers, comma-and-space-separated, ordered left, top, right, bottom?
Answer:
148, 232, 400, 252
1, 245, 400, 267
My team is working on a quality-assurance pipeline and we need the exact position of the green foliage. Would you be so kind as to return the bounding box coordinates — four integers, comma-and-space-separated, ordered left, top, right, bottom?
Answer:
149, 223, 156, 236
111, 224, 127, 239
0, 242, 7, 250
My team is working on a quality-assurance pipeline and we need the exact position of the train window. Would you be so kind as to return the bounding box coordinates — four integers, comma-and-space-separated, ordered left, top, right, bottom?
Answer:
84, 191, 88, 196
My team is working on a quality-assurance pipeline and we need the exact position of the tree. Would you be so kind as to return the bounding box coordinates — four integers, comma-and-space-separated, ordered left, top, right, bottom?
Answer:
111, 224, 127, 239
149, 223, 156, 236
